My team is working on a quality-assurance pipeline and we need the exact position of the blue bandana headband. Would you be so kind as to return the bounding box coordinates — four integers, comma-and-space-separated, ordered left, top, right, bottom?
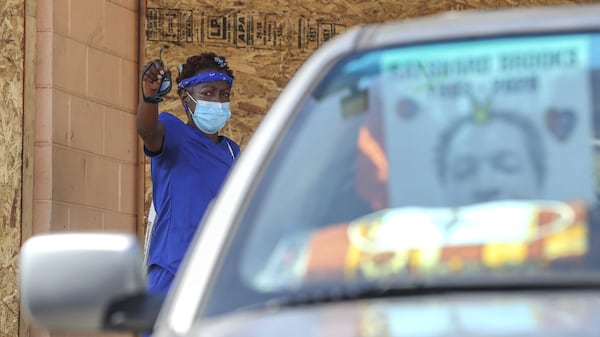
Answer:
177, 71, 233, 89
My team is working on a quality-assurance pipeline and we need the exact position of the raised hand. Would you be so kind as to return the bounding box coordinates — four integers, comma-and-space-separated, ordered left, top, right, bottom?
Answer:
141, 59, 171, 103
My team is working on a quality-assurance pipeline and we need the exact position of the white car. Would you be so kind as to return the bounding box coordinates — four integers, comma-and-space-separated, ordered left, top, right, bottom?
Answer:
20, 4, 600, 337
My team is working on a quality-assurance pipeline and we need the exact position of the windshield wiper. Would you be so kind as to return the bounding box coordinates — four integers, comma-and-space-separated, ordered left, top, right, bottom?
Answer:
262, 272, 600, 309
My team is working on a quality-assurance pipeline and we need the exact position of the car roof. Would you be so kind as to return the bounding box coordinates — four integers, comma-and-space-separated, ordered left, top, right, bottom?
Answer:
355, 5, 600, 51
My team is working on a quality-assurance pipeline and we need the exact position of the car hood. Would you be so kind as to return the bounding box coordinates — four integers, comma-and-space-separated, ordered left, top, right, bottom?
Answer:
190, 291, 600, 337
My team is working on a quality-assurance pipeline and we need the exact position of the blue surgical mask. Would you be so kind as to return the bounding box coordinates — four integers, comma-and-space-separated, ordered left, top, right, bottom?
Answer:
185, 92, 231, 134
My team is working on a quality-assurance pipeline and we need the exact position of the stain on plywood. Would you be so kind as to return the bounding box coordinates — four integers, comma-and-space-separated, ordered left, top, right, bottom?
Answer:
0, 0, 24, 335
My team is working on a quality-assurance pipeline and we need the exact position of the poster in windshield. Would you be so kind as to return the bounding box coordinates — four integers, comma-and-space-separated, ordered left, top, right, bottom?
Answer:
380, 35, 595, 208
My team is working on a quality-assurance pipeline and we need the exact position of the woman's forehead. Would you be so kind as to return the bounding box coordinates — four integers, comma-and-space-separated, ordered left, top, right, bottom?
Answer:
191, 80, 231, 91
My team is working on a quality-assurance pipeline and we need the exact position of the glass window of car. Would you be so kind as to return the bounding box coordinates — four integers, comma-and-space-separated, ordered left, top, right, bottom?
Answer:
200, 32, 600, 318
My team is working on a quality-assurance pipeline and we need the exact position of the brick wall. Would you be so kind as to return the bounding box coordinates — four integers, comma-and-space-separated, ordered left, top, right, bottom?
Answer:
33, 0, 139, 238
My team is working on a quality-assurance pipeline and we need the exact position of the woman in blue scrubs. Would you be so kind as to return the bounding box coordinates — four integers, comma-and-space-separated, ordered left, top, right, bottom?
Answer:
136, 52, 240, 295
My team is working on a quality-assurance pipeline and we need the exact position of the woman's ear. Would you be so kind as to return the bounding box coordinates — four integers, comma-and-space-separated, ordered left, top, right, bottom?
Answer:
180, 92, 191, 113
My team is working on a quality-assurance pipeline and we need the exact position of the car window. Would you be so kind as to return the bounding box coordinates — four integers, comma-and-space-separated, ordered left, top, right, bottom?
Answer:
200, 32, 600, 318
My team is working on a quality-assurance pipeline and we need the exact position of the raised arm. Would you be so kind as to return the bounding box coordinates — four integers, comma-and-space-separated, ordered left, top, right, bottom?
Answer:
136, 59, 168, 153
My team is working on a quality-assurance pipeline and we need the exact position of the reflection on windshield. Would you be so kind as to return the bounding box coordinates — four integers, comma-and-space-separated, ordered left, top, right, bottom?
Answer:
252, 200, 588, 290
348, 201, 579, 251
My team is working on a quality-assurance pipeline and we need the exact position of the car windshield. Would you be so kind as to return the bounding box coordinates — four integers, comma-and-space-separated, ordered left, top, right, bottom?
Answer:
201, 32, 600, 318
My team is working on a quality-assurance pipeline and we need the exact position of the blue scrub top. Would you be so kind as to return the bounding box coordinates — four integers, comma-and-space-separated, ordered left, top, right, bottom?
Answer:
145, 112, 240, 276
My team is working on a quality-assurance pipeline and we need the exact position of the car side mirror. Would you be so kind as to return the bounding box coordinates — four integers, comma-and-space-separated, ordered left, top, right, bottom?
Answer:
20, 233, 163, 333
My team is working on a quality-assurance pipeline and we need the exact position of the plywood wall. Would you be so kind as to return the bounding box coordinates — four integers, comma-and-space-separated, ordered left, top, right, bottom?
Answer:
142, 0, 593, 218
0, 0, 24, 335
